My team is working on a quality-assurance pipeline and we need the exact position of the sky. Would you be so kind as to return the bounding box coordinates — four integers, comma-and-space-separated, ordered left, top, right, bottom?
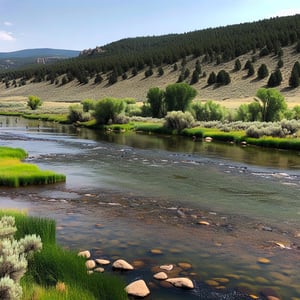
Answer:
1, 0, 300, 52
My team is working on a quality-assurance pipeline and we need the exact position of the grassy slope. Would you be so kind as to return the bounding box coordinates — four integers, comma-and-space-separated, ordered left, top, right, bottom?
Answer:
0, 45, 300, 110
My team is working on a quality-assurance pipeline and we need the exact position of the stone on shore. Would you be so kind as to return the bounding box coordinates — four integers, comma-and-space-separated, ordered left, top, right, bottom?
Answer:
166, 277, 194, 289
85, 259, 96, 269
112, 259, 134, 270
125, 279, 150, 297
78, 250, 91, 259
154, 272, 168, 280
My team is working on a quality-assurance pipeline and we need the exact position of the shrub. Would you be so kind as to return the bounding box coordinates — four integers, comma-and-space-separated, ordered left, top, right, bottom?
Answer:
68, 105, 91, 123
93, 98, 125, 125
164, 111, 195, 131
0, 216, 42, 299
81, 99, 96, 112
27, 96, 42, 110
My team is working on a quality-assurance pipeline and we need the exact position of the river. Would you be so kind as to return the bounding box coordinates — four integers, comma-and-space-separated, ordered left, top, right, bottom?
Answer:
0, 116, 300, 299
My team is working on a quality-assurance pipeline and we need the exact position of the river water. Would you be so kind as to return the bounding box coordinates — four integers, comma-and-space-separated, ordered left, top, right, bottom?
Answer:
0, 116, 300, 299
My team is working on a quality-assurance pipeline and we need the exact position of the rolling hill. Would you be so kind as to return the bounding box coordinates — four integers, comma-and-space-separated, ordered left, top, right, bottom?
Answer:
0, 15, 300, 107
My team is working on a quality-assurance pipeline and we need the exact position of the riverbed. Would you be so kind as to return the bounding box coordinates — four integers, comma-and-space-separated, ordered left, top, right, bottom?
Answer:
0, 116, 300, 299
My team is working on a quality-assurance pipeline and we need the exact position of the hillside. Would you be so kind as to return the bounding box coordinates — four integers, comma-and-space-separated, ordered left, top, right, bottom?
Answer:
0, 48, 80, 70
1, 44, 300, 109
0, 15, 300, 109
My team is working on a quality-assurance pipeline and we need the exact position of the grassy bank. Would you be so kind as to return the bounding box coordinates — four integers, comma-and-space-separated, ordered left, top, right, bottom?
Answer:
0, 146, 66, 187
0, 210, 127, 300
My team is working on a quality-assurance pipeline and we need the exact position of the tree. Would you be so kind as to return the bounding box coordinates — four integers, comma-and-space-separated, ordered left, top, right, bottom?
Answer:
267, 69, 282, 87
289, 69, 300, 88
257, 64, 269, 79
93, 98, 125, 124
164, 82, 197, 112
216, 70, 231, 85
94, 73, 103, 84
247, 63, 255, 77
157, 66, 164, 76
254, 88, 287, 121
234, 59, 241, 71
190, 70, 200, 84
146, 87, 165, 118
277, 59, 283, 68
108, 71, 118, 85
145, 68, 153, 78
207, 72, 216, 85
27, 95, 42, 110
244, 59, 251, 70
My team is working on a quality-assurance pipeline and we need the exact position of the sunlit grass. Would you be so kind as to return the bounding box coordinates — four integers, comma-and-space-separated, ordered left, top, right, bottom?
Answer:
0, 147, 66, 187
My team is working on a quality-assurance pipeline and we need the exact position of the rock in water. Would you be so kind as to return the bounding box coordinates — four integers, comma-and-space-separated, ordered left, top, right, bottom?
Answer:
125, 279, 150, 297
166, 277, 194, 289
112, 259, 134, 270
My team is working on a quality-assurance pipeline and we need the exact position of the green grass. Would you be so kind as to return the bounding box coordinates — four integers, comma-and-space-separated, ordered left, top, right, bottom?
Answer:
23, 113, 70, 123
0, 147, 66, 187
0, 210, 127, 300
0, 146, 27, 159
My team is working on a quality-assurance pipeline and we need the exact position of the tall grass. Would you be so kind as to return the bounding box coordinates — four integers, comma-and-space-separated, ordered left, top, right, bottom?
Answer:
0, 147, 66, 187
0, 210, 127, 300
0, 159, 66, 187
0, 146, 27, 159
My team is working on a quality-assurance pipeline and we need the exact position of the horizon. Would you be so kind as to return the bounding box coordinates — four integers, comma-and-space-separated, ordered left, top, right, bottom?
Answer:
1, 0, 300, 52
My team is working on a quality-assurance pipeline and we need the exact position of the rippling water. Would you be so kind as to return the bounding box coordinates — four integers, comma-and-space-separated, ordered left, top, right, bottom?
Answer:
1, 116, 300, 299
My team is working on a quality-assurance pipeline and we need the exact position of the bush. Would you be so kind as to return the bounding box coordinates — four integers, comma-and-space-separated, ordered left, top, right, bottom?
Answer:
81, 99, 96, 112
68, 105, 91, 123
27, 96, 42, 110
93, 98, 125, 125
164, 111, 195, 131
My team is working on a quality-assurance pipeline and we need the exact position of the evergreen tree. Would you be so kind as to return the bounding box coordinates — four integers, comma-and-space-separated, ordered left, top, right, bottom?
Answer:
277, 59, 283, 68
207, 72, 216, 85
257, 64, 269, 79
173, 63, 178, 71
296, 41, 300, 53
234, 59, 241, 71
244, 59, 251, 70
267, 69, 282, 87
289, 69, 300, 88
94, 73, 103, 84
108, 71, 118, 85
216, 70, 231, 85
247, 63, 255, 77
157, 66, 164, 76
190, 70, 200, 84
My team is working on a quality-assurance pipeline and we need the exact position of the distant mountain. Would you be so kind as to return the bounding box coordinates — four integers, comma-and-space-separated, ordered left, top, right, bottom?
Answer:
0, 48, 80, 70
0, 48, 80, 59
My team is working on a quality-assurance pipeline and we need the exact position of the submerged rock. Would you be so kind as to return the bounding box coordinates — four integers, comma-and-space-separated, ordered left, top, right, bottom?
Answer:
125, 279, 150, 297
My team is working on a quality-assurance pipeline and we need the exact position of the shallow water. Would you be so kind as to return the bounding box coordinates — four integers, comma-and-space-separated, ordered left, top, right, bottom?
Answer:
1, 116, 300, 299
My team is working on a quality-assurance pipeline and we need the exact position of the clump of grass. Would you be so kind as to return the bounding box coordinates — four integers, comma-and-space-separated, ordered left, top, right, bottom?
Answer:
0, 146, 27, 160
0, 147, 66, 187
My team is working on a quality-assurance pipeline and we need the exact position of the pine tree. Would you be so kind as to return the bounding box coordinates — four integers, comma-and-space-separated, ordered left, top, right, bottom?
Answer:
234, 59, 241, 71
207, 72, 216, 85
190, 70, 200, 84
289, 69, 300, 88
257, 64, 269, 79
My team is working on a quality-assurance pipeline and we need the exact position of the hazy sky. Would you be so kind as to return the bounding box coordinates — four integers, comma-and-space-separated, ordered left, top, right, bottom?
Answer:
1, 0, 300, 52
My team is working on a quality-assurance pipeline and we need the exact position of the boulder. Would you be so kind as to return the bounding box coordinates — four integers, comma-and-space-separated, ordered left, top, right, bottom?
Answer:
153, 272, 168, 280
160, 264, 173, 271
85, 259, 96, 269
166, 277, 194, 289
112, 259, 134, 270
125, 279, 150, 297
78, 250, 91, 259
95, 258, 110, 265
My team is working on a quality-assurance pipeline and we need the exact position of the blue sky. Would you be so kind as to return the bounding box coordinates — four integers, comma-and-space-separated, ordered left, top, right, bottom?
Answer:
1, 0, 300, 52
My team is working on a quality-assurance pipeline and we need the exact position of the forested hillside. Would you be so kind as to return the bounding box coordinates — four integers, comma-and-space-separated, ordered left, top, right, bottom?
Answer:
1, 15, 300, 103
